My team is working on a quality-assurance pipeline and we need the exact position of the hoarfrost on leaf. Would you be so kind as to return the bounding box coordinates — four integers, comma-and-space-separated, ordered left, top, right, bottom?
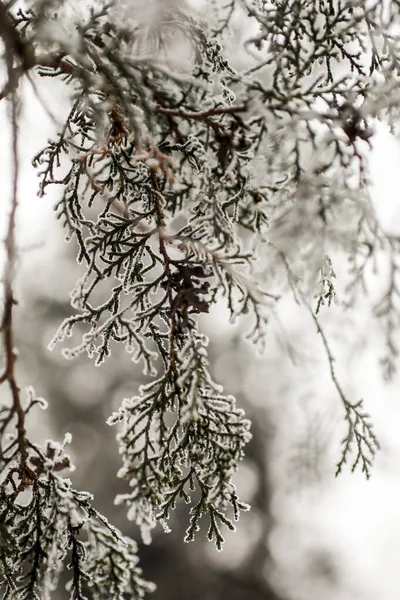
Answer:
5, 0, 400, 596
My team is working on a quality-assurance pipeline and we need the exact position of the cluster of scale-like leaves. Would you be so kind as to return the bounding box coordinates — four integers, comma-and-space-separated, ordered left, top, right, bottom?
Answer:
0, 429, 154, 599
107, 329, 251, 549
25, 0, 275, 547
17, 0, 400, 548
4, 2, 400, 599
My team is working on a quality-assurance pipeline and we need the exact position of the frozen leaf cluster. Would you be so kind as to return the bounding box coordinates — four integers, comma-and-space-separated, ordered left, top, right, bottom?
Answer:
4, 0, 400, 597
0, 404, 153, 599
109, 329, 251, 549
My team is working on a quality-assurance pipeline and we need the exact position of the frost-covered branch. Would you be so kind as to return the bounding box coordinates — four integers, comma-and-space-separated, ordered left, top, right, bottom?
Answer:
280, 251, 380, 479
3, 0, 400, 595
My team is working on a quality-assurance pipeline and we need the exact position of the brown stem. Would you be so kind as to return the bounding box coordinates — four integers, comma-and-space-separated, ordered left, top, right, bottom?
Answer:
156, 104, 247, 120
150, 172, 179, 373
0, 1, 28, 474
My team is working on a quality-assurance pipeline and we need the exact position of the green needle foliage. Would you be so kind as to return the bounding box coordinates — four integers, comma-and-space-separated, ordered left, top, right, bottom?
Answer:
1, 0, 400, 597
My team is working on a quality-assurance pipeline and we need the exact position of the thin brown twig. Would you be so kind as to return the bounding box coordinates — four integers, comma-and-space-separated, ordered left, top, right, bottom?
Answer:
157, 104, 247, 121
0, 1, 30, 481
150, 171, 179, 373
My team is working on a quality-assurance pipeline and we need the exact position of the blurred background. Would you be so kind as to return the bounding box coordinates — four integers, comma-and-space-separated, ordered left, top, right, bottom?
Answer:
3, 3, 400, 599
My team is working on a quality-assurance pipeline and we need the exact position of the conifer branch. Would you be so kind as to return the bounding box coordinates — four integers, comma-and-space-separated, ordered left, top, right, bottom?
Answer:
2, 0, 400, 595
0, 24, 29, 479
280, 252, 380, 478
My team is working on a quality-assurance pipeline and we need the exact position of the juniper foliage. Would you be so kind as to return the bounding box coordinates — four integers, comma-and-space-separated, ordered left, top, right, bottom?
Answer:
0, 0, 400, 597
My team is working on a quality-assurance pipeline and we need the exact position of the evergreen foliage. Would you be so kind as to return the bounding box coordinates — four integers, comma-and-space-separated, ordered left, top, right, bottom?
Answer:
0, 0, 399, 596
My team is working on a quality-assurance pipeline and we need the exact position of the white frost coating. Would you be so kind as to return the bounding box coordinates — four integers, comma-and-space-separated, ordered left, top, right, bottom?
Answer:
159, 518, 172, 534
25, 386, 49, 410
63, 432, 72, 446
115, 495, 157, 545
